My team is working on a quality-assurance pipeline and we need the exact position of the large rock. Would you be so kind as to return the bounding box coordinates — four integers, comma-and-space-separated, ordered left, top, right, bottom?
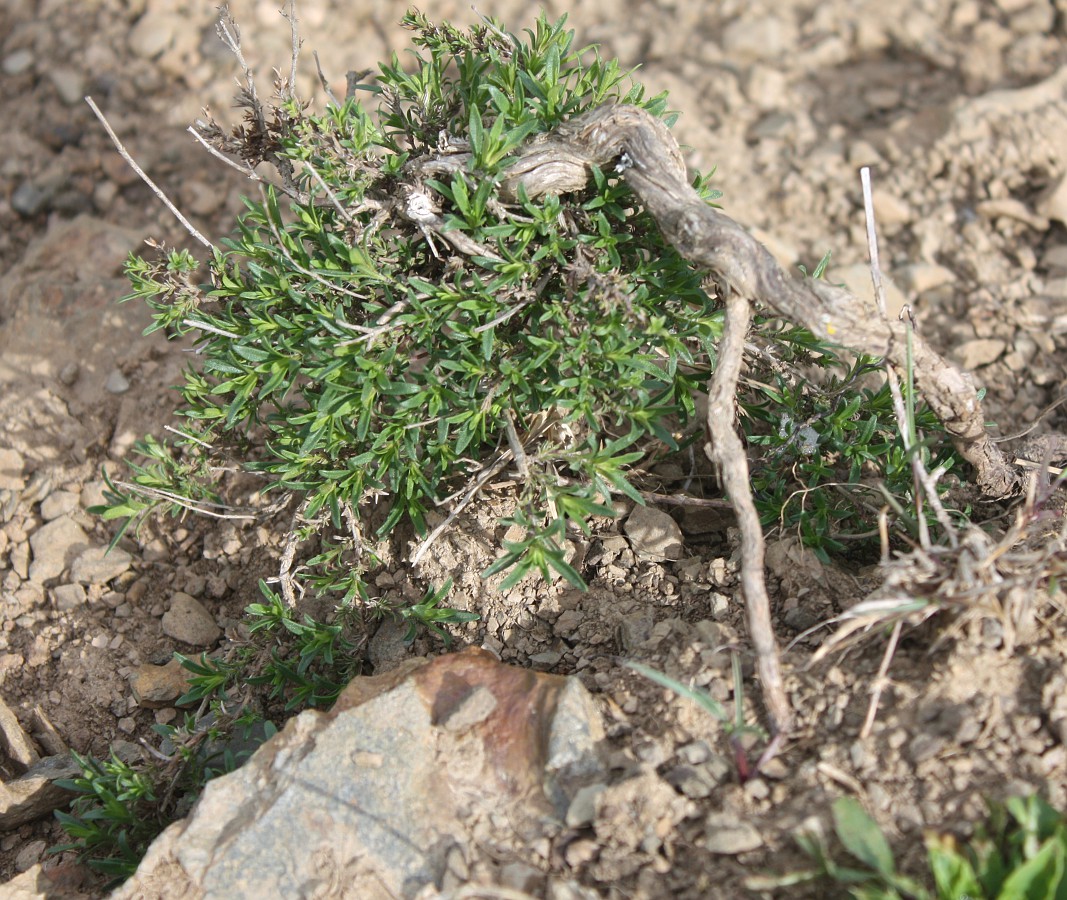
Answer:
0, 755, 81, 831
114, 648, 606, 899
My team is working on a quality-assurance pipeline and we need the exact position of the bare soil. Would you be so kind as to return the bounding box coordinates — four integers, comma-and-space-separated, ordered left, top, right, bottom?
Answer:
1, 0, 1066, 896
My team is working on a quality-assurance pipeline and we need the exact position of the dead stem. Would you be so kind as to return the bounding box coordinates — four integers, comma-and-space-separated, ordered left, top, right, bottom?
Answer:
499, 104, 1021, 500
705, 292, 794, 735
86, 97, 214, 250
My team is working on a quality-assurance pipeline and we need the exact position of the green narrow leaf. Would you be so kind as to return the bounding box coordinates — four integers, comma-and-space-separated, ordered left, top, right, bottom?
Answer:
469, 104, 485, 153
545, 549, 586, 589
624, 661, 728, 724
925, 834, 982, 900
831, 797, 897, 878
998, 837, 1065, 898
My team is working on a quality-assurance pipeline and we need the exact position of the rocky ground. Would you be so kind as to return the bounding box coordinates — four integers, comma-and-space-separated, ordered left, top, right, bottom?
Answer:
1, 0, 1067, 897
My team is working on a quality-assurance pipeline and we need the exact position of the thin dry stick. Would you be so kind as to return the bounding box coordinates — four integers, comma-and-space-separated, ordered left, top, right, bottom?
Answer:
411, 452, 514, 566
860, 167, 957, 547
992, 394, 1067, 443
312, 51, 341, 107
304, 161, 355, 222
341, 501, 364, 564
217, 9, 258, 109
705, 292, 794, 735
861, 167, 929, 549
276, 501, 308, 608
860, 619, 902, 740
503, 411, 530, 480
280, 0, 300, 102
1015, 458, 1065, 475
188, 125, 264, 182
163, 424, 214, 449
114, 482, 256, 520
86, 97, 214, 250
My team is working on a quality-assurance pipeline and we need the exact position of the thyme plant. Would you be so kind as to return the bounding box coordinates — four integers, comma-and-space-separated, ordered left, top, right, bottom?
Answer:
102, 11, 726, 601
69, 8, 967, 880
101, 9, 958, 614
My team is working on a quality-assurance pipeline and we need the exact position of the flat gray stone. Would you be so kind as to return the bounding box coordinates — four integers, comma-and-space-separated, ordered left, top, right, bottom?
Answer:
953, 338, 1006, 370
624, 505, 685, 560
105, 369, 130, 395
10, 182, 49, 218
39, 490, 78, 521
114, 649, 605, 899
2, 49, 34, 76
69, 545, 132, 585
27, 517, 89, 584
51, 583, 86, 611
47, 67, 84, 106
0, 755, 81, 830
161, 593, 221, 647
704, 812, 764, 854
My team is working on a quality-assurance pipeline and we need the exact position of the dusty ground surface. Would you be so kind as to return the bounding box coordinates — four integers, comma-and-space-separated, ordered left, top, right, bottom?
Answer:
1, 0, 1066, 896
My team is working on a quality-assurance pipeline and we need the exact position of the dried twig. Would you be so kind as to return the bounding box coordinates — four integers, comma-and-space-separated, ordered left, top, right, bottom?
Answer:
860, 618, 901, 740
411, 453, 514, 566
276, 501, 308, 608
312, 51, 340, 107
304, 161, 355, 222
498, 105, 1021, 499
113, 481, 256, 520
86, 97, 214, 250
188, 125, 263, 183
860, 166, 957, 548
341, 501, 364, 566
705, 291, 793, 735
280, 0, 300, 103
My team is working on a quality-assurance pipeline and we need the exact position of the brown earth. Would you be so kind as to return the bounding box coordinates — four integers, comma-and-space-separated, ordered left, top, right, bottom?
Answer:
1, 0, 1066, 896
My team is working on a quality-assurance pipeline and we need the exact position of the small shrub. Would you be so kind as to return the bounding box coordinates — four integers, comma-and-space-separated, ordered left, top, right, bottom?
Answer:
103, 10, 725, 602
72, 7, 971, 883
749, 793, 1067, 899
54, 717, 276, 882
102, 8, 960, 611
53, 751, 164, 883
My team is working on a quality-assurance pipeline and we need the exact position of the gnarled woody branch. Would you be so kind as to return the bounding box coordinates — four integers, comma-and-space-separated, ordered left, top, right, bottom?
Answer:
500, 105, 1021, 500
495, 105, 1022, 735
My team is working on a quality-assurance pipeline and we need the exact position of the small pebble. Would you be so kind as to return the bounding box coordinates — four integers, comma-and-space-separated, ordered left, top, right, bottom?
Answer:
2, 49, 34, 76
105, 369, 131, 394
48, 67, 85, 106
52, 583, 87, 611
11, 182, 48, 217
161, 592, 221, 647
13, 839, 47, 873
58, 362, 80, 386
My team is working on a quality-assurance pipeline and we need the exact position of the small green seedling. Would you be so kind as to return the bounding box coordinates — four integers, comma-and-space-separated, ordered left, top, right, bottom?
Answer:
53, 751, 165, 884
397, 579, 479, 645
748, 793, 1067, 899
626, 653, 767, 781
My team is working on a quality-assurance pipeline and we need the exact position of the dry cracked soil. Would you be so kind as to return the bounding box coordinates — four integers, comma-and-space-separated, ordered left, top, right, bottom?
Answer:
1, 0, 1067, 897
